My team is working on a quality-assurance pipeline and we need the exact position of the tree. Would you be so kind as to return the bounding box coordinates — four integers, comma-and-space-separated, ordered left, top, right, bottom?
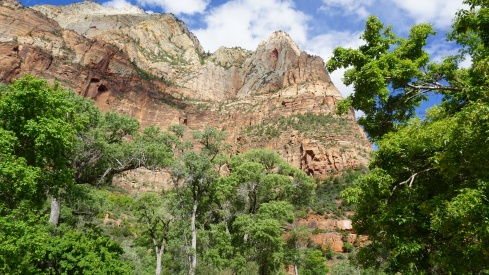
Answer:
170, 150, 216, 275
232, 203, 291, 275
299, 250, 329, 275
284, 224, 312, 275
133, 192, 172, 275
228, 149, 314, 214
0, 206, 129, 274
335, 0, 489, 273
0, 76, 83, 214
192, 126, 228, 161
46, 227, 131, 274
0, 206, 51, 274
327, 16, 445, 140
220, 150, 313, 274
0, 128, 41, 210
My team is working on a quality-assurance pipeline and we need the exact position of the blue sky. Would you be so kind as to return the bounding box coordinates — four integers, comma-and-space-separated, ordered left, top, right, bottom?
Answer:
20, 0, 468, 112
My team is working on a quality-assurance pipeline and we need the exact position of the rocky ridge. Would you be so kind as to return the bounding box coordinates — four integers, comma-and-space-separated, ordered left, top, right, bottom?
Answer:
0, 0, 371, 179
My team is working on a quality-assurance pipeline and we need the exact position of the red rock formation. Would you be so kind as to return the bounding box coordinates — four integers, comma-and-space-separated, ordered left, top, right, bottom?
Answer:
0, 0, 371, 180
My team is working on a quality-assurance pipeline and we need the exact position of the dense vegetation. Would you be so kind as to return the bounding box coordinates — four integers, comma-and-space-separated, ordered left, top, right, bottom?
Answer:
0, 76, 365, 274
4, 1, 487, 274
328, 0, 489, 273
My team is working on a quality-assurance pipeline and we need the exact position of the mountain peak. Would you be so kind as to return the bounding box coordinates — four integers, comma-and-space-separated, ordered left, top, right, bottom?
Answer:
259, 30, 302, 56
34, 1, 146, 17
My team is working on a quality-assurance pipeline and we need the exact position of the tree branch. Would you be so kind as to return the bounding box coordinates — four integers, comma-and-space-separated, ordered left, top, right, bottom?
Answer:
392, 168, 435, 192
407, 83, 462, 92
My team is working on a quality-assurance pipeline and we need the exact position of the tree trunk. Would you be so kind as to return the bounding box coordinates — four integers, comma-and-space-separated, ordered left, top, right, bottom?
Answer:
294, 263, 299, 275
189, 200, 198, 275
49, 197, 60, 226
155, 240, 165, 275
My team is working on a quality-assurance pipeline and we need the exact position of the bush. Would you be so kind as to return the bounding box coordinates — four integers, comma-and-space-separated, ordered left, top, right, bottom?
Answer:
300, 250, 329, 275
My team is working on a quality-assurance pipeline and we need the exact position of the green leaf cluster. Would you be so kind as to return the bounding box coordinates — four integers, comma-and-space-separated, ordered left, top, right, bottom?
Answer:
336, 1, 489, 273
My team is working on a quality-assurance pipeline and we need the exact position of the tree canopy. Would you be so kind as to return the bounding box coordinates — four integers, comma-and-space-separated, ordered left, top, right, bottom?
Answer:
332, 0, 489, 273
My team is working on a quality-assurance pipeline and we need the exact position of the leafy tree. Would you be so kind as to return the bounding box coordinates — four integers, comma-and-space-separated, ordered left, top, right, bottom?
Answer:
70, 108, 140, 186
299, 249, 329, 275
0, 76, 84, 217
170, 150, 216, 275
334, 0, 489, 273
46, 227, 131, 274
228, 149, 314, 214
327, 16, 444, 140
133, 192, 172, 275
0, 206, 51, 274
192, 126, 228, 160
0, 128, 41, 210
232, 212, 287, 275
0, 206, 129, 274
284, 223, 312, 275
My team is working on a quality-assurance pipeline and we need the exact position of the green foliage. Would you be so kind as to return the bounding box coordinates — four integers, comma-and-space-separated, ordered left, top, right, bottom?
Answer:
228, 149, 314, 213
241, 113, 351, 145
0, 207, 51, 274
327, 16, 438, 140
0, 206, 129, 274
339, 1, 489, 273
0, 128, 41, 209
47, 228, 131, 274
299, 249, 329, 275
311, 167, 366, 217
0, 77, 321, 274
193, 126, 228, 160
0, 76, 82, 208
232, 214, 286, 275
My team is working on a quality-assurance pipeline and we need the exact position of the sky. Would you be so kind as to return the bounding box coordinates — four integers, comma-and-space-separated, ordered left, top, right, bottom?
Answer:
20, 0, 469, 115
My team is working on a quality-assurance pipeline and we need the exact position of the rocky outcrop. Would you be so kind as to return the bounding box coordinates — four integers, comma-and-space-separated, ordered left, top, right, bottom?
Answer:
1, 0, 371, 180
32, 1, 205, 85
289, 214, 367, 253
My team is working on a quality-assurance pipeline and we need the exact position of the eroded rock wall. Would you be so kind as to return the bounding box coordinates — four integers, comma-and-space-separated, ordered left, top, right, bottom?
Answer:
1, 0, 371, 180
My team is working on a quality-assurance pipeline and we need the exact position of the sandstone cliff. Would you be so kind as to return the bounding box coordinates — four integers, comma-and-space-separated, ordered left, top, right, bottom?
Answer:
0, 0, 372, 178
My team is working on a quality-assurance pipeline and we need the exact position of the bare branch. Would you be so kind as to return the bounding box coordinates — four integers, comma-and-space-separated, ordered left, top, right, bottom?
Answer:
392, 168, 435, 192
407, 83, 462, 92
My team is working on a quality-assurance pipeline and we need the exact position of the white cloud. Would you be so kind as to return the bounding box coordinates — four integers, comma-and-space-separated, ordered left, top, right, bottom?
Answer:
136, 0, 209, 15
102, 0, 132, 9
388, 0, 466, 29
320, 0, 374, 20
193, 0, 309, 52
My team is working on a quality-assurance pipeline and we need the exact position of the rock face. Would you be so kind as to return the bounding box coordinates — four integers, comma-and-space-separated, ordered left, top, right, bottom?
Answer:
0, 0, 372, 179
289, 214, 367, 253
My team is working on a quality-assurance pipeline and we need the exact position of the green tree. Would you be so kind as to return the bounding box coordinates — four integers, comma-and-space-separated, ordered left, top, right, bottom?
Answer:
0, 76, 84, 218
133, 192, 172, 275
0, 206, 51, 274
46, 228, 131, 274
334, 0, 489, 273
284, 224, 312, 275
327, 16, 445, 140
232, 212, 287, 275
219, 150, 313, 274
192, 126, 228, 161
0, 206, 129, 274
170, 150, 216, 275
299, 249, 329, 275
228, 149, 314, 214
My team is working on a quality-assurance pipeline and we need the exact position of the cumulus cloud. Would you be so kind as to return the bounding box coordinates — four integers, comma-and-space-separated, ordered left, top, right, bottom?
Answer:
387, 0, 466, 29
136, 0, 209, 15
320, 0, 374, 20
102, 0, 132, 9
193, 0, 309, 52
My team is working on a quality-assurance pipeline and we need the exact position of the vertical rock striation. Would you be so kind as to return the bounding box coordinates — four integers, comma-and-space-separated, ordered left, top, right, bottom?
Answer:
1, 0, 372, 178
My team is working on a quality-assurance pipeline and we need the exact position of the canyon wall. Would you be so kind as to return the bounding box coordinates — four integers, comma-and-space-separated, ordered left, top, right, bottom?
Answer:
0, 0, 371, 179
